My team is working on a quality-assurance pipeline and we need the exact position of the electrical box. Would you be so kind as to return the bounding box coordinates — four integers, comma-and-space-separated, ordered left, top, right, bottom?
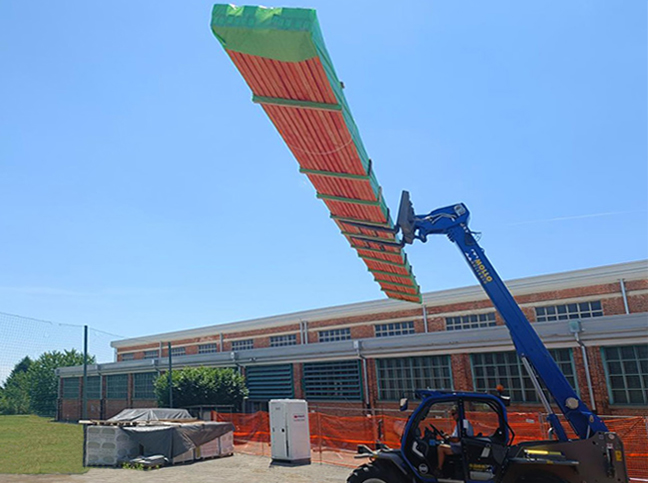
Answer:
269, 399, 311, 464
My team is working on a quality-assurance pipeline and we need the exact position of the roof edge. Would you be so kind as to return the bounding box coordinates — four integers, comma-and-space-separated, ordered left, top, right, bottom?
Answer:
111, 259, 648, 349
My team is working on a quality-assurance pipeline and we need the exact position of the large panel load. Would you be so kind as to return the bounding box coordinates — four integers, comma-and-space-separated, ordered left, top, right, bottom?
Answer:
211, 4, 421, 303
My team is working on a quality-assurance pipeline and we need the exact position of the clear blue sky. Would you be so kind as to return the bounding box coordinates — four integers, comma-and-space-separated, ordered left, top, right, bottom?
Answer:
1, 1, 646, 342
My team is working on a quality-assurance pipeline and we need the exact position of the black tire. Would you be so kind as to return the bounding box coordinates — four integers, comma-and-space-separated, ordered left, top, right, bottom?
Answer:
347, 461, 406, 483
515, 470, 567, 483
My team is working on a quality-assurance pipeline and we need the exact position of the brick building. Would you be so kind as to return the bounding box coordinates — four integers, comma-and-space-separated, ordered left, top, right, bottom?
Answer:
57, 260, 648, 421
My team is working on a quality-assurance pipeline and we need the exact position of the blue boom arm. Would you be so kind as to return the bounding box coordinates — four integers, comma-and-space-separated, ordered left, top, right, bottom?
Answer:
396, 192, 607, 441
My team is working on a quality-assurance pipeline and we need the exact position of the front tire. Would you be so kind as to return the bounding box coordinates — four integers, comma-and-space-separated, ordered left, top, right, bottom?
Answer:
347, 461, 405, 483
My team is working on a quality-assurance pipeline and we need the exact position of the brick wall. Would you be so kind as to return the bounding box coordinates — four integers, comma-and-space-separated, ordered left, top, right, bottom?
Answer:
59, 398, 81, 422
104, 399, 129, 420
451, 354, 474, 391
89, 272, 648, 420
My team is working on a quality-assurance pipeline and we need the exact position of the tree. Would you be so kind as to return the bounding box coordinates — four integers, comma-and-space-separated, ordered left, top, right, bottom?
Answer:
27, 349, 95, 417
0, 356, 32, 415
154, 367, 247, 409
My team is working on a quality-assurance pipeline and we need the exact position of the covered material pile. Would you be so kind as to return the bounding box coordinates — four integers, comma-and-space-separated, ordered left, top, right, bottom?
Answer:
211, 4, 421, 303
84, 408, 235, 467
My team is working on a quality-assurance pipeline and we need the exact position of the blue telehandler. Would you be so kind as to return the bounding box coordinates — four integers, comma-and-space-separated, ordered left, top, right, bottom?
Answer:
348, 192, 629, 483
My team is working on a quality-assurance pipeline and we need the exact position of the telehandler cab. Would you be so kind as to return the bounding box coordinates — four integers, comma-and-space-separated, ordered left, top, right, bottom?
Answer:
347, 192, 628, 483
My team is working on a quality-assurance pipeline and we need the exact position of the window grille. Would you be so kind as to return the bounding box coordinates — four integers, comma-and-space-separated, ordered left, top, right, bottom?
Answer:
232, 339, 254, 351
121, 353, 134, 361
198, 343, 218, 354
106, 374, 128, 400
376, 356, 452, 400
318, 328, 351, 343
375, 321, 415, 338
535, 301, 603, 322
446, 312, 496, 331
133, 372, 156, 400
62, 378, 79, 399
170, 347, 186, 357
245, 364, 294, 400
303, 360, 362, 400
270, 334, 297, 347
602, 345, 648, 405
86, 375, 101, 399
471, 349, 578, 403
143, 350, 158, 359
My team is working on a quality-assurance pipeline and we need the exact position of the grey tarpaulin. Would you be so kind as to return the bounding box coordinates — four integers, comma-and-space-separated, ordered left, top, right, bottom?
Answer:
107, 408, 193, 422
122, 422, 235, 458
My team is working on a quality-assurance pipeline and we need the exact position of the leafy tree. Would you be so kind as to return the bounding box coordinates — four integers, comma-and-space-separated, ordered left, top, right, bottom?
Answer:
0, 356, 32, 414
27, 349, 95, 417
154, 367, 247, 409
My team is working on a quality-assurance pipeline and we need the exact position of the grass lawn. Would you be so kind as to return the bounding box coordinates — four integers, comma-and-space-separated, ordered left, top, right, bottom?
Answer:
0, 415, 87, 474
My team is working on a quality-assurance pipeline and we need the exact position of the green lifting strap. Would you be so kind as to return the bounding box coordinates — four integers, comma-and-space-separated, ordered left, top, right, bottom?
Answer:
253, 95, 341, 112
300, 167, 369, 180
317, 193, 380, 206
341, 231, 398, 244
355, 246, 404, 257
380, 287, 420, 298
375, 278, 420, 290
371, 269, 416, 281
331, 215, 391, 229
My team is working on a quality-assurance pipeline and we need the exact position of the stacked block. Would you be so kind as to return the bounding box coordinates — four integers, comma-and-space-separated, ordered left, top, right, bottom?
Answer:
84, 426, 139, 467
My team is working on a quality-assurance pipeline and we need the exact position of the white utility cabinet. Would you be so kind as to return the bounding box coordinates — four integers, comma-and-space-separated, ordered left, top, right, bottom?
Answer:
269, 399, 311, 464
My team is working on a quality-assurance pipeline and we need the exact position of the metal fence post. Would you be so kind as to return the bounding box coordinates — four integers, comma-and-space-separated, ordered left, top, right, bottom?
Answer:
82, 325, 88, 420
317, 411, 323, 464
167, 342, 173, 408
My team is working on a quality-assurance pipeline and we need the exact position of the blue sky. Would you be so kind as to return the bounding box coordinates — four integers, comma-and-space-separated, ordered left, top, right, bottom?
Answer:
1, 0, 646, 347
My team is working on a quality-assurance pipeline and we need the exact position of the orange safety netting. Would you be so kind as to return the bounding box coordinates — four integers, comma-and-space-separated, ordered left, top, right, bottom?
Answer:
214, 411, 648, 478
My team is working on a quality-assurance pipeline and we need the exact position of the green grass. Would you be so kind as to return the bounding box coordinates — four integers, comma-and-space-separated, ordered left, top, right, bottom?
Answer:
0, 415, 88, 474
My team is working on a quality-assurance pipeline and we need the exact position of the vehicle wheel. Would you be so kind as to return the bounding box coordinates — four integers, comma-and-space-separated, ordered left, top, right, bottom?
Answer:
515, 470, 567, 483
347, 461, 405, 483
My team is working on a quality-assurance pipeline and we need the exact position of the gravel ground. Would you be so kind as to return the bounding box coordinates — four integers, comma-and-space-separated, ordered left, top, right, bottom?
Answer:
1, 454, 352, 483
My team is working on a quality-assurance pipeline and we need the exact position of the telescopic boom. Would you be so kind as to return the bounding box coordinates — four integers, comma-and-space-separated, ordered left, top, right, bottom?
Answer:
396, 191, 608, 441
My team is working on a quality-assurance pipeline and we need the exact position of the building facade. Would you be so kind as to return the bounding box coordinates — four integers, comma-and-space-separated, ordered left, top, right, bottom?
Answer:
57, 261, 648, 421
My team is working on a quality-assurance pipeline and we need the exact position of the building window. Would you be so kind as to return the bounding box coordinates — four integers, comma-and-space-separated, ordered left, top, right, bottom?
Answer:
106, 374, 129, 400
602, 345, 648, 405
375, 321, 415, 338
143, 350, 158, 359
245, 364, 294, 400
133, 372, 156, 400
376, 356, 452, 400
62, 378, 79, 399
86, 375, 101, 399
198, 343, 218, 354
319, 328, 351, 343
232, 339, 254, 351
446, 312, 496, 331
303, 361, 362, 401
270, 334, 297, 347
471, 349, 578, 403
535, 301, 603, 322
121, 353, 134, 361
170, 347, 186, 357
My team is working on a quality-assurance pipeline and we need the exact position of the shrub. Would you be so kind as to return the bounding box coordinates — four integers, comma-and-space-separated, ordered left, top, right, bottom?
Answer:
154, 367, 247, 409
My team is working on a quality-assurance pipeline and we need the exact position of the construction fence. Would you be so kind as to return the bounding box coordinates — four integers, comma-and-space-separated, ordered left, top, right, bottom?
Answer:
214, 410, 648, 480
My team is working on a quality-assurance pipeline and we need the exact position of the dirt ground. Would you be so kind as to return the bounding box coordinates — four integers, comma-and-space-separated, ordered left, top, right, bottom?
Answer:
1, 453, 352, 483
